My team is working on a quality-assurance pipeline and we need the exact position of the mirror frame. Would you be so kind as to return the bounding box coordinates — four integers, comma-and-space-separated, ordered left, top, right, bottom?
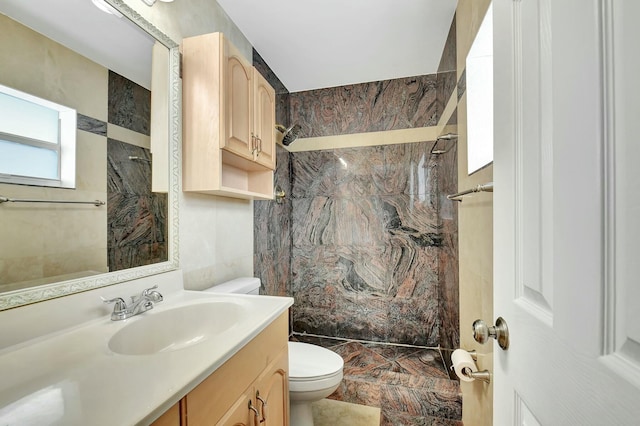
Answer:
0, 0, 181, 310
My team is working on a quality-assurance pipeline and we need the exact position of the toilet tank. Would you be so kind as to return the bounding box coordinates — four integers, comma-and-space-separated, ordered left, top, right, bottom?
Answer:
204, 277, 261, 295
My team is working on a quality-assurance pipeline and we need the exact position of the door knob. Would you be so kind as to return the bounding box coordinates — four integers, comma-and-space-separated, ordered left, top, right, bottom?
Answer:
472, 317, 509, 350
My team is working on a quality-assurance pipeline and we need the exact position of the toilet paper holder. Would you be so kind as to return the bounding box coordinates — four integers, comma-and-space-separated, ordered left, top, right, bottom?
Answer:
462, 367, 491, 384
450, 350, 491, 384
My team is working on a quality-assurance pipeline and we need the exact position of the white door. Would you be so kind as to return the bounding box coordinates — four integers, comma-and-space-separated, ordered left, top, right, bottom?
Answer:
493, 0, 640, 424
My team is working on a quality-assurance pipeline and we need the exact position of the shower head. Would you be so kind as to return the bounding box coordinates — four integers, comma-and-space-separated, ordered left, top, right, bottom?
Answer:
276, 123, 302, 146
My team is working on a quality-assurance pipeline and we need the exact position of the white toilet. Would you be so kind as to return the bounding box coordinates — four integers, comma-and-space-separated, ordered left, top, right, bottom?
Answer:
203, 277, 344, 426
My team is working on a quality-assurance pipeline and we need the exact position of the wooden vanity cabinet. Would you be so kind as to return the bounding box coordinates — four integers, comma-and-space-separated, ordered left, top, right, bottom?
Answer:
150, 312, 289, 426
182, 32, 276, 200
216, 348, 288, 426
151, 401, 185, 426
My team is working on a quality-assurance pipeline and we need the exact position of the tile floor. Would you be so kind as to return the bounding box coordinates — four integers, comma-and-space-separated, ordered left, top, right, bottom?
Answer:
293, 334, 462, 426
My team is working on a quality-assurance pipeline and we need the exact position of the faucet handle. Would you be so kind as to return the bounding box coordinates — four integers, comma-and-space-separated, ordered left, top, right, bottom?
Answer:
142, 285, 163, 303
101, 297, 128, 321
141, 285, 158, 296
102, 296, 126, 309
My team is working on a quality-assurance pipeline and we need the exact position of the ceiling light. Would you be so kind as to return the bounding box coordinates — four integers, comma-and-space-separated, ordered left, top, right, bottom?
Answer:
91, 0, 123, 18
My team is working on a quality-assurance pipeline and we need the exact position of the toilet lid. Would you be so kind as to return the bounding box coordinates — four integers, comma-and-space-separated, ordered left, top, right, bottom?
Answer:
288, 342, 344, 380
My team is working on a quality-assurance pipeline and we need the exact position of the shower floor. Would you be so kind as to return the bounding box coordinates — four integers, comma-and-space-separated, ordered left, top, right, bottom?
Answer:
292, 334, 462, 425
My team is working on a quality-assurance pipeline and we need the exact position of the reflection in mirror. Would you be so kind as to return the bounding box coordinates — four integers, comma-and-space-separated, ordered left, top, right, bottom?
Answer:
0, 0, 180, 309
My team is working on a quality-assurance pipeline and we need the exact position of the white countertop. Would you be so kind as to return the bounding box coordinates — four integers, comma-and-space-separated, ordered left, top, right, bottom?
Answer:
0, 290, 293, 425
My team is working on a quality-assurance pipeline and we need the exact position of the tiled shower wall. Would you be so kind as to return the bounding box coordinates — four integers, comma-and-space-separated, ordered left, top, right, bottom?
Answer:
254, 27, 459, 349
436, 16, 460, 351
290, 142, 443, 346
106, 71, 168, 271
253, 51, 292, 298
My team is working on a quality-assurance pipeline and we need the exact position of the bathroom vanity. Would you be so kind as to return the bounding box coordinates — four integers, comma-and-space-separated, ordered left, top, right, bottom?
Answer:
0, 279, 293, 425
153, 311, 289, 425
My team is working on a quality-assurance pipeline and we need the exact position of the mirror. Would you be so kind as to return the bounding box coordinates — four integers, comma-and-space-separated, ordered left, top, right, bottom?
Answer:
0, 0, 180, 310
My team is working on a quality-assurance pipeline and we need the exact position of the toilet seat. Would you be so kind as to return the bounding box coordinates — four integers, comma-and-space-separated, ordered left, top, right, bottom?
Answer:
288, 342, 344, 393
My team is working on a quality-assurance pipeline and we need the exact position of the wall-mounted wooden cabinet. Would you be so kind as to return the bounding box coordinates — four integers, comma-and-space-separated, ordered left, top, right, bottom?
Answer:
182, 32, 276, 200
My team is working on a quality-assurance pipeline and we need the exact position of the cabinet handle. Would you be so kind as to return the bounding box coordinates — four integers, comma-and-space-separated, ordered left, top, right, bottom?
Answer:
256, 390, 267, 423
248, 400, 260, 423
250, 133, 256, 154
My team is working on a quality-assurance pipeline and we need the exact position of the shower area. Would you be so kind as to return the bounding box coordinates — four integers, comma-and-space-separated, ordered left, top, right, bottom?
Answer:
253, 15, 461, 424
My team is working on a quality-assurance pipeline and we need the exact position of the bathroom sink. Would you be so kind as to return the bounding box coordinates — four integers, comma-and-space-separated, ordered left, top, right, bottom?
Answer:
108, 301, 245, 355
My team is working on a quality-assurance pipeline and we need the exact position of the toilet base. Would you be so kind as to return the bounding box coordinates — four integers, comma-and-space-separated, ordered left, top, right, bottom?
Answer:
290, 401, 314, 426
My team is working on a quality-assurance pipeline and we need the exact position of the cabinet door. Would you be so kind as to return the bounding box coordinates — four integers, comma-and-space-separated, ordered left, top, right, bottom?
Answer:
216, 387, 258, 426
150, 401, 184, 426
252, 69, 276, 170
254, 349, 289, 426
223, 39, 253, 161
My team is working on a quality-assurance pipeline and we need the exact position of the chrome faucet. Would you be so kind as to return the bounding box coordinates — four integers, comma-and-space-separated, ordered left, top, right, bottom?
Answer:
102, 285, 163, 321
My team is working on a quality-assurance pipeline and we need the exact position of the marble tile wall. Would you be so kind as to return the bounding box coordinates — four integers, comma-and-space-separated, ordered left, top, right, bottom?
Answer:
291, 142, 445, 346
254, 145, 292, 297
108, 71, 151, 135
106, 72, 166, 272
253, 51, 293, 301
437, 14, 458, 111
437, 112, 460, 351
294, 334, 462, 425
106, 139, 168, 271
289, 75, 439, 139
253, 34, 459, 349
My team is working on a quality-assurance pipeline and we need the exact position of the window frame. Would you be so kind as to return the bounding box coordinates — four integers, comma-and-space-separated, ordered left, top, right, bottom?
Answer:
0, 84, 76, 189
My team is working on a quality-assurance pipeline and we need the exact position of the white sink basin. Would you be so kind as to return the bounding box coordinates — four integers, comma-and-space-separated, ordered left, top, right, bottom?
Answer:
108, 301, 246, 355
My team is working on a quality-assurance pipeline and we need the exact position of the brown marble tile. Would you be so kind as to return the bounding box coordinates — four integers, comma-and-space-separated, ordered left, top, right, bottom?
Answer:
381, 384, 462, 420
290, 75, 439, 139
436, 15, 458, 111
289, 141, 453, 345
333, 342, 394, 379
292, 336, 462, 424
108, 71, 150, 136
331, 377, 383, 409
107, 140, 167, 272
291, 150, 339, 198
77, 113, 106, 136
437, 142, 459, 350
393, 349, 451, 380
438, 14, 457, 75
254, 145, 291, 297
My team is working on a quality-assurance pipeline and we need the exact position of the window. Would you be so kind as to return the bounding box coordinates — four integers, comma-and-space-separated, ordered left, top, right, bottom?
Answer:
466, 3, 493, 175
0, 84, 76, 188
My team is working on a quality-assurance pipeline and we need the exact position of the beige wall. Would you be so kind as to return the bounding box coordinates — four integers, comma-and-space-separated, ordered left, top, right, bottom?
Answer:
0, 15, 108, 290
455, 1, 494, 425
